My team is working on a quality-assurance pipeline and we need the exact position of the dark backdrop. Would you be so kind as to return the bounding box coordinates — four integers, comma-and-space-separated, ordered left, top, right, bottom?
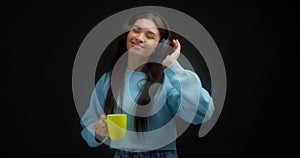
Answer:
6, 1, 298, 157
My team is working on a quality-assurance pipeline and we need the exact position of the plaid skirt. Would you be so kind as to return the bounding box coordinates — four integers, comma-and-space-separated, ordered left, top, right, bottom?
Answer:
114, 150, 178, 158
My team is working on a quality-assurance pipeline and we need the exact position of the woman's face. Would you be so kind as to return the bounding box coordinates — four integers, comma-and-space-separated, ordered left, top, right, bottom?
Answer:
126, 18, 161, 58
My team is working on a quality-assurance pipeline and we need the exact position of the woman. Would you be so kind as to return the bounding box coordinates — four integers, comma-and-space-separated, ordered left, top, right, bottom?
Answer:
80, 11, 214, 158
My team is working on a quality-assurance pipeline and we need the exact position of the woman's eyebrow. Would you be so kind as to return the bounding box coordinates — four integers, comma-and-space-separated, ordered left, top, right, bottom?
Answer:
132, 24, 140, 28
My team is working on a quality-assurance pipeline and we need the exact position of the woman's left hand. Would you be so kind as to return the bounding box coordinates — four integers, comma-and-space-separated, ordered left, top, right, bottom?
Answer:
162, 39, 181, 66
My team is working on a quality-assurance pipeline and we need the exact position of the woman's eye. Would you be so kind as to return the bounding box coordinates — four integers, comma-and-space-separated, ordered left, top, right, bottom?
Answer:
132, 28, 140, 33
146, 35, 154, 39
146, 33, 155, 39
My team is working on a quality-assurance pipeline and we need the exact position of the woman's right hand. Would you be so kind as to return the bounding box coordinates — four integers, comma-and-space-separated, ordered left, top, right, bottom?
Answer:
93, 114, 109, 137
162, 39, 181, 66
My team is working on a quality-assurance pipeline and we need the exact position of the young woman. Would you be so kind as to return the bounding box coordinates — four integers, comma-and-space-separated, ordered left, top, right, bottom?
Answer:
80, 11, 215, 158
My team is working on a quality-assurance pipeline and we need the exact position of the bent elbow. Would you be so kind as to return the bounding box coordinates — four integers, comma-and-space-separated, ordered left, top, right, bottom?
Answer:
202, 98, 214, 122
192, 97, 214, 124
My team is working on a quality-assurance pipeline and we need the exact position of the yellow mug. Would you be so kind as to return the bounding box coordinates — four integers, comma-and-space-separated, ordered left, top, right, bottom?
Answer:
106, 114, 127, 140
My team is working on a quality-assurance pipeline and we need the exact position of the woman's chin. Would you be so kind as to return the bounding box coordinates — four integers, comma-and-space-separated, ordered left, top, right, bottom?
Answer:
128, 49, 145, 55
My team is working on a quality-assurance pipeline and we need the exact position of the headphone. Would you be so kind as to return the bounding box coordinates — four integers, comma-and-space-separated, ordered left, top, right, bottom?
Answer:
157, 38, 172, 57
151, 12, 172, 56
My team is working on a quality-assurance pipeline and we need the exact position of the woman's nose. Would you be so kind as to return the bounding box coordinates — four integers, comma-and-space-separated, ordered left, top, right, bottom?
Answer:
135, 33, 145, 42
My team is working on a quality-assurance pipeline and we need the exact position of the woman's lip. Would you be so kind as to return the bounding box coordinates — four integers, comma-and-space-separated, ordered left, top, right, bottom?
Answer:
131, 42, 144, 48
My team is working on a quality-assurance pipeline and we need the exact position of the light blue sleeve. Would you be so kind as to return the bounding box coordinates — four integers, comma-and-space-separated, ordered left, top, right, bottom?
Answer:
164, 61, 215, 125
80, 73, 110, 148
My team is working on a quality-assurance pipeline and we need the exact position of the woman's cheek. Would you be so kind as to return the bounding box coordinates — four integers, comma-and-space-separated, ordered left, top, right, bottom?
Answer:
147, 43, 158, 53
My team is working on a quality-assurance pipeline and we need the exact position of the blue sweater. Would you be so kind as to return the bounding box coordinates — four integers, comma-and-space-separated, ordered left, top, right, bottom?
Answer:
80, 61, 214, 151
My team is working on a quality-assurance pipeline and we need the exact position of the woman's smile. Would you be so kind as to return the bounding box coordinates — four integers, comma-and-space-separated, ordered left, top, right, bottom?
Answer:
130, 41, 145, 49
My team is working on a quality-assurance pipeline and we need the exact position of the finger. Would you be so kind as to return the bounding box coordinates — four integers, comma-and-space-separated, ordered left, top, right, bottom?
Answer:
172, 39, 177, 48
174, 40, 181, 53
172, 39, 176, 44
176, 39, 181, 49
93, 123, 99, 131
100, 114, 106, 121
99, 128, 109, 136
100, 120, 107, 127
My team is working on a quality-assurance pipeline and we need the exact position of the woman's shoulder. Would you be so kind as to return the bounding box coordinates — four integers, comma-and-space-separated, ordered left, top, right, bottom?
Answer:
95, 72, 111, 89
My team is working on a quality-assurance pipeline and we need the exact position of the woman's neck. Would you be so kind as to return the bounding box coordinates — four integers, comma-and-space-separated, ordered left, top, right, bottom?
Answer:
127, 54, 149, 72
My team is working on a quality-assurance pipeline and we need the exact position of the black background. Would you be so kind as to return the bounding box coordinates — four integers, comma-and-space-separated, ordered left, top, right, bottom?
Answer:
6, 0, 298, 157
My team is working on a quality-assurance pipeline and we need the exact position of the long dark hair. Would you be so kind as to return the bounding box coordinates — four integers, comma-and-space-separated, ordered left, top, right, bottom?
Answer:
103, 11, 170, 132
